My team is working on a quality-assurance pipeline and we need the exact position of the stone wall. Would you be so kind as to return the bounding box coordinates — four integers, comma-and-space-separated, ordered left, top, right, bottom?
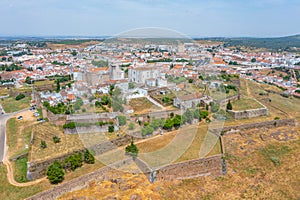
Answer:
226, 97, 269, 120
26, 155, 223, 200
27, 149, 85, 180
26, 165, 115, 200
217, 118, 297, 134
64, 125, 110, 134
227, 107, 269, 119
155, 155, 222, 180
217, 95, 240, 104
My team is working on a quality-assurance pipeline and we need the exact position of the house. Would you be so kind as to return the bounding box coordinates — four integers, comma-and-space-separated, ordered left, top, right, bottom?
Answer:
173, 93, 204, 110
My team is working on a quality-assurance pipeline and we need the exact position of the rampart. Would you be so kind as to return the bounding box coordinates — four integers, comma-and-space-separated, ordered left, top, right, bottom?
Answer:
155, 155, 222, 180
26, 155, 223, 200
219, 118, 297, 134
27, 149, 85, 180
227, 107, 269, 119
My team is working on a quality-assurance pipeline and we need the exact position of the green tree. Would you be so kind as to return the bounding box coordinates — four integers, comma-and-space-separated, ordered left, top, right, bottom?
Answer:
226, 100, 233, 110
47, 160, 64, 184
184, 109, 193, 124
108, 125, 114, 132
173, 115, 182, 128
101, 96, 111, 105
84, 150, 95, 164
125, 140, 138, 157
118, 115, 127, 126
200, 110, 209, 119
63, 153, 83, 171
210, 102, 220, 113
63, 122, 76, 129
251, 58, 256, 63
163, 118, 174, 130
150, 118, 162, 130
15, 93, 25, 101
141, 125, 154, 136
56, 79, 60, 93
25, 76, 32, 84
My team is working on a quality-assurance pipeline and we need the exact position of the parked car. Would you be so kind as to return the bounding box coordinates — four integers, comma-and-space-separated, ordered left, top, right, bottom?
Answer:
17, 116, 23, 120
37, 118, 43, 121
34, 112, 40, 117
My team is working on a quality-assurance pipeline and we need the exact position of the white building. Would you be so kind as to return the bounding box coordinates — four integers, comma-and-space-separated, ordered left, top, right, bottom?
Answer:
128, 67, 161, 84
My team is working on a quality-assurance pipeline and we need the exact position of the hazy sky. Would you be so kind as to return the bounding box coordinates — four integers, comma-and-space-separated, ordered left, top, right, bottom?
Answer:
0, 0, 299, 37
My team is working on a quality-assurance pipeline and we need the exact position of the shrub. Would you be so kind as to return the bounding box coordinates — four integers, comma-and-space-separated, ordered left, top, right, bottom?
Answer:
128, 122, 135, 130
15, 93, 25, 101
226, 100, 233, 110
163, 118, 174, 130
270, 157, 280, 166
118, 115, 127, 126
84, 150, 95, 164
125, 141, 138, 157
108, 125, 114, 132
53, 136, 61, 143
173, 115, 182, 128
63, 122, 76, 129
141, 125, 154, 136
41, 140, 47, 149
63, 153, 83, 171
47, 160, 64, 184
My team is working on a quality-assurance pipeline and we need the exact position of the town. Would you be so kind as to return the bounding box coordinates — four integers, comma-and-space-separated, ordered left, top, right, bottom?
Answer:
0, 35, 299, 199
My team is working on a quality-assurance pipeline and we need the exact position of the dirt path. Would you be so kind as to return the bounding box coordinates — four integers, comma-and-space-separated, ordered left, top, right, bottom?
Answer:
245, 79, 252, 97
3, 157, 46, 187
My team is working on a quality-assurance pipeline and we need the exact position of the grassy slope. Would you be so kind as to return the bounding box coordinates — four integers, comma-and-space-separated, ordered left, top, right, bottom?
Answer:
1, 96, 30, 113
0, 166, 46, 200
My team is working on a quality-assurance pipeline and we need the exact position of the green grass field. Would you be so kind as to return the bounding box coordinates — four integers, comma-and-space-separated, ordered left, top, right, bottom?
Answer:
0, 165, 45, 200
1, 96, 31, 113
6, 118, 32, 158
13, 156, 28, 183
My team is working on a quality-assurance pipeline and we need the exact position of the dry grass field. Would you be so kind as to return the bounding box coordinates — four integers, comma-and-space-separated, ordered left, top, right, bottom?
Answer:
129, 97, 161, 114
46, 40, 100, 50
135, 123, 221, 163
61, 125, 299, 200
238, 78, 300, 119
29, 123, 84, 162
231, 97, 264, 111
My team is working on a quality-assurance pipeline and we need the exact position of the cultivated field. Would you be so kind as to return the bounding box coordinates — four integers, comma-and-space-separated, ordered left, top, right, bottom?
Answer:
29, 123, 84, 162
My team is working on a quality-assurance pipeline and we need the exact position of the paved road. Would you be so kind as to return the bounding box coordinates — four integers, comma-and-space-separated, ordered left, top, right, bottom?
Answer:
0, 107, 29, 163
